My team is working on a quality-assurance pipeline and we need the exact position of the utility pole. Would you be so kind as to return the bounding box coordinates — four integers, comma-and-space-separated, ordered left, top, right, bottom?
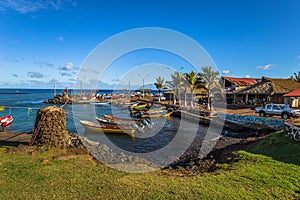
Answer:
80, 81, 83, 96
142, 78, 144, 99
138, 73, 150, 100
128, 80, 131, 100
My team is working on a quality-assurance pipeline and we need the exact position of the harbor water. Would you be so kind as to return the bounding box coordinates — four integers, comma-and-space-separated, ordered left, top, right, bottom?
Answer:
0, 89, 208, 154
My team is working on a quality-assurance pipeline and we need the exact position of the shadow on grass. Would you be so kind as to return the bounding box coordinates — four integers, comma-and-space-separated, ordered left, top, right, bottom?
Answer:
0, 140, 29, 147
247, 131, 300, 166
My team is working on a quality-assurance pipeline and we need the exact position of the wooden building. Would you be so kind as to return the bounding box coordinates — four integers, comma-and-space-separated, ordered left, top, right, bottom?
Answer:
221, 76, 260, 104
234, 77, 300, 105
284, 87, 300, 107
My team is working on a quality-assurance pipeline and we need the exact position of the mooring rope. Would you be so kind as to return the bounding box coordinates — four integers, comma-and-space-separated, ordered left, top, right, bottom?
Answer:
0, 106, 40, 116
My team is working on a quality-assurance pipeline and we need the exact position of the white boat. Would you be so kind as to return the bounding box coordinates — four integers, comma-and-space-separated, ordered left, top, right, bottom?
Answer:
90, 101, 111, 105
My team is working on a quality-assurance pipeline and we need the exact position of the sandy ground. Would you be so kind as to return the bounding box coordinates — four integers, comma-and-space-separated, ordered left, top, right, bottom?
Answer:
0, 131, 32, 146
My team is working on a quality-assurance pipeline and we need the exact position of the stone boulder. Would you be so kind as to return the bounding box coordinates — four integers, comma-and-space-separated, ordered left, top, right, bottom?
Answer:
31, 106, 76, 148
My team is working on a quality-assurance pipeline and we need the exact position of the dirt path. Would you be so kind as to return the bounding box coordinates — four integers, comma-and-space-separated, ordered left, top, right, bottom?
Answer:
0, 132, 32, 147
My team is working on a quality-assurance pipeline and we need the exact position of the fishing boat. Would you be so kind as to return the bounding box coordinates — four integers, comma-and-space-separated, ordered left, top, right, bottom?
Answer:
0, 115, 13, 127
129, 102, 148, 110
80, 120, 135, 135
104, 114, 154, 128
133, 109, 173, 118
96, 117, 145, 131
90, 100, 111, 105
104, 114, 137, 122
113, 102, 135, 108
215, 113, 285, 131
141, 111, 173, 118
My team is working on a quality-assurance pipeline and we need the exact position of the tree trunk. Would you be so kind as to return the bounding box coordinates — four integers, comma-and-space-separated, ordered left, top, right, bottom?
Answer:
207, 90, 211, 110
184, 88, 187, 107
158, 89, 161, 102
191, 90, 194, 108
173, 91, 176, 105
177, 88, 181, 106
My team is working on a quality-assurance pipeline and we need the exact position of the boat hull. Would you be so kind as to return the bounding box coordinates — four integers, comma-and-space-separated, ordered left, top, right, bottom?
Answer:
141, 112, 172, 118
80, 120, 135, 135
90, 101, 110, 105
0, 115, 13, 127
215, 113, 285, 131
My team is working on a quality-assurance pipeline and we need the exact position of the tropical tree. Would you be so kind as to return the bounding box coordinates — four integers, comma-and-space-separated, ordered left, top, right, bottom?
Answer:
184, 71, 203, 107
181, 78, 189, 107
200, 66, 222, 110
291, 71, 300, 82
154, 76, 165, 102
166, 71, 183, 105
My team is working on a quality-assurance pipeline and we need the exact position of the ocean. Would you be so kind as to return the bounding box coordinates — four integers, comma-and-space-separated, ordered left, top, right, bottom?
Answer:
0, 88, 125, 133
0, 88, 207, 154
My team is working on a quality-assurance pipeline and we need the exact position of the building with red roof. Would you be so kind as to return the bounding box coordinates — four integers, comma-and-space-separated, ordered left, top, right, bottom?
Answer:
221, 76, 261, 104
222, 76, 260, 91
234, 77, 300, 106
284, 87, 300, 97
284, 87, 300, 107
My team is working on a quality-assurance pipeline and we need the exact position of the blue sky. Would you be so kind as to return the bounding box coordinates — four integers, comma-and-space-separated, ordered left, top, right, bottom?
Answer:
0, 0, 300, 89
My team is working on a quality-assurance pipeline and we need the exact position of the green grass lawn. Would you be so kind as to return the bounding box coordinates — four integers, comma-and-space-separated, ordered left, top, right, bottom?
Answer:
0, 131, 299, 199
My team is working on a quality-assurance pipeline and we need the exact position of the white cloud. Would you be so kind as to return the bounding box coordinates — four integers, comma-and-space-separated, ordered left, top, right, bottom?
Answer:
257, 64, 272, 70
59, 71, 73, 77
59, 62, 74, 71
297, 55, 300, 59
245, 75, 251, 78
0, 0, 77, 14
27, 71, 45, 79
34, 57, 54, 67
56, 36, 64, 42
222, 70, 231, 75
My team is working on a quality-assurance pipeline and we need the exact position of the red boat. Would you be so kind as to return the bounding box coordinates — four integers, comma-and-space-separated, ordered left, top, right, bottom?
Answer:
0, 115, 13, 127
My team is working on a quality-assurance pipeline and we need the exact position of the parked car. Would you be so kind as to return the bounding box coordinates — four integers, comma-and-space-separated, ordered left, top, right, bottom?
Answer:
153, 96, 166, 101
255, 104, 294, 119
292, 109, 300, 117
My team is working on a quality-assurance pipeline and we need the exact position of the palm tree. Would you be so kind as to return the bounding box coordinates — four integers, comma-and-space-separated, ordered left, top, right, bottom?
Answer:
184, 71, 203, 107
166, 71, 183, 105
182, 78, 189, 107
291, 71, 300, 82
200, 66, 222, 110
154, 76, 165, 102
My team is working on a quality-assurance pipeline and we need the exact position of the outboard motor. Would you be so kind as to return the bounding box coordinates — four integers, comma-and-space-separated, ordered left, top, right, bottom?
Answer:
142, 119, 154, 128
131, 123, 145, 132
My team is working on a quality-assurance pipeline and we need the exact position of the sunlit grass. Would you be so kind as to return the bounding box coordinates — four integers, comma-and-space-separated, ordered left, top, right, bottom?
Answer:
0, 132, 299, 199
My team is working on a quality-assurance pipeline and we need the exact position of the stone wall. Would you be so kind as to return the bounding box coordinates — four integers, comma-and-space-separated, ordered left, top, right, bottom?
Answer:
31, 106, 74, 148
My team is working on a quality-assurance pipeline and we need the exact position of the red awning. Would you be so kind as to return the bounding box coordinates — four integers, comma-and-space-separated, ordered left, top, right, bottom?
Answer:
284, 87, 300, 97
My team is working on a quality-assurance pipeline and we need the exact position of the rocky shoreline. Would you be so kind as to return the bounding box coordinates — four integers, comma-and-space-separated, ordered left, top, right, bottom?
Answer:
44, 94, 72, 105
167, 135, 264, 174
79, 131, 269, 174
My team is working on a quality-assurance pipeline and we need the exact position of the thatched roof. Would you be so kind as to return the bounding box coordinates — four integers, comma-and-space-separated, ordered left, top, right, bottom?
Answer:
235, 77, 300, 95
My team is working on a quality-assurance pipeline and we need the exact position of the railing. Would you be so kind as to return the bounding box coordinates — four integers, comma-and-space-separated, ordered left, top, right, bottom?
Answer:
285, 123, 300, 141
